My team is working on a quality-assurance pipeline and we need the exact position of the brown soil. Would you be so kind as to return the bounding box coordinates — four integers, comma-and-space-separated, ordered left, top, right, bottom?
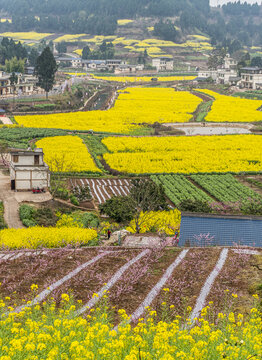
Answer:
0, 248, 101, 303
107, 248, 181, 318
49, 249, 141, 305
207, 250, 262, 316
152, 248, 221, 317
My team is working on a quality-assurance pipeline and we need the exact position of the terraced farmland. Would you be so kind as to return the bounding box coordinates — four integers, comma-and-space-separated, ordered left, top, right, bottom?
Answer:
151, 174, 212, 206
191, 174, 260, 203
69, 178, 131, 204
0, 247, 260, 320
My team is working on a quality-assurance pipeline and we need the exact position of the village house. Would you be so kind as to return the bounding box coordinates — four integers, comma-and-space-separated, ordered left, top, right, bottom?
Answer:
82, 60, 107, 71
56, 57, 82, 68
0, 71, 40, 96
197, 54, 240, 85
239, 67, 262, 90
9, 148, 50, 191
152, 57, 174, 72
114, 64, 144, 74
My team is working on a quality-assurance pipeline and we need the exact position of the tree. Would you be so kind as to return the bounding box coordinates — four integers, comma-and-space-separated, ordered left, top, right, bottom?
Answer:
35, 47, 57, 99
5, 57, 25, 73
251, 56, 262, 68
28, 48, 39, 66
56, 41, 67, 54
82, 45, 91, 60
99, 196, 136, 223
99, 179, 168, 231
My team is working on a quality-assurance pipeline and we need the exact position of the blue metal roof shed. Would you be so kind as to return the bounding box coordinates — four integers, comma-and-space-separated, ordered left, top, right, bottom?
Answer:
179, 213, 262, 247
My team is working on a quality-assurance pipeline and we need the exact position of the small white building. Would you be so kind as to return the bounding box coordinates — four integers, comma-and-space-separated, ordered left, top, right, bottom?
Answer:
152, 57, 174, 72
239, 67, 262, 90
197, 54, 239, 85
9, 149, 50, 191
114, 64, 144, 74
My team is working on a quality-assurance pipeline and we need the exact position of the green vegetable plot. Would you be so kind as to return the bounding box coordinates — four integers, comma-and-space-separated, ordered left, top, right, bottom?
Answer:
151, 174, 212, 206
191, 174, 260, 203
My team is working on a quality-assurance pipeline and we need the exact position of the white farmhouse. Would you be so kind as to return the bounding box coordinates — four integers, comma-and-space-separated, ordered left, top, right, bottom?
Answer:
9, 148, 50, 191
240, 67, 262, 90
152, 57, 174, 72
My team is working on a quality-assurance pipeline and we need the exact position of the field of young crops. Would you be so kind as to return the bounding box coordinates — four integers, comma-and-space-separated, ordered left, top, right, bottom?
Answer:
0, 246, 261, 359
151, 174, 212, 206
102, 135, 262, 174
15, 88, 202, 133
196, 89, 262, 123
191, 174, 260, 203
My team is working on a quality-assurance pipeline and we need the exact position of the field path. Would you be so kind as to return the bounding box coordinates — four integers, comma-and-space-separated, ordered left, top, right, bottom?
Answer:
13, 251, 111, 313
190, 248, 229, 320
76, 249, 150, 316
130, 249, 189, 322
0, 171, 24, 228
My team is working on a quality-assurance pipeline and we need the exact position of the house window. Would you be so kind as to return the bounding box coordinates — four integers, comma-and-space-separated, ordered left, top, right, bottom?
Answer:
34, 155, 40, 165
13, 155, 19, 163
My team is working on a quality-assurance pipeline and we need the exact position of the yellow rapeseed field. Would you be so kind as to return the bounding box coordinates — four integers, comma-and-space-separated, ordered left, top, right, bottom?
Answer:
117, 19, 134, 25
54, 34, 87, 42
0, 32, 51, 40
127, 210, 181, 235
36, 136, 101, 173
102, 134, 262, 174
92, 75, 197, 82
196, 89, 262, 122
16, 88, 202, 133
0, 227, 97, 249
0, 292, 261, 359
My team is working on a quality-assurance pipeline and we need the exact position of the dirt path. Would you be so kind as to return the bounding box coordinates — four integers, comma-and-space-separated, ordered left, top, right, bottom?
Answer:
0, 171, 24, 228
0, 170, 52, 229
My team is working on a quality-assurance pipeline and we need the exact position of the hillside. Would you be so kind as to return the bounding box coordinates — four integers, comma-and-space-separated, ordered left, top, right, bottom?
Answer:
0, 0, 261, 47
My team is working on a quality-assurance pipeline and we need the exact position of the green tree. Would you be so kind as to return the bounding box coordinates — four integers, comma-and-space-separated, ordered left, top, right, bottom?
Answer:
82, 45, 91, 59
56, 41, 67, 54
251, 56, 262, 68
5, 57, 25, 73
99, 196, 136, 223
35, 47, 58, 99
28, 48, 39, 66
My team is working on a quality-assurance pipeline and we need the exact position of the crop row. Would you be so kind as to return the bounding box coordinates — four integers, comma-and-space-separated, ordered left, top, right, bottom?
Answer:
151, 174, 212, 206
191, 174, 260, 203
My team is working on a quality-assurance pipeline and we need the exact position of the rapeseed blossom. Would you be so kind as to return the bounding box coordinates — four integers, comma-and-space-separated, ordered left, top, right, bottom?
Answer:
36, 135, 101, 173
102, 134, 262, 174
0, 292, 260, 360
0, 227, 98, 249
15, 88, 202, 133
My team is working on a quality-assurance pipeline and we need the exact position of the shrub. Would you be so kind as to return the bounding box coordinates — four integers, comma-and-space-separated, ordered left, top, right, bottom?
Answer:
22, 219, 37, 227
99, 196, 135, 223
70, 195, 80, 206
19, 204, 36, 221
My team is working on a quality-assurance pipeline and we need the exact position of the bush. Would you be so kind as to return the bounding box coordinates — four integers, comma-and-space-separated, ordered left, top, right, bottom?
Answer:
81, 213, 100, 228
34, 208, 57, 227
99, 196, 135, 223
55, 187, 70, 200
70, 195, 80, 206
19, 204, 36, 221
178, 199, 212, 213
22, 219, 37, 227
